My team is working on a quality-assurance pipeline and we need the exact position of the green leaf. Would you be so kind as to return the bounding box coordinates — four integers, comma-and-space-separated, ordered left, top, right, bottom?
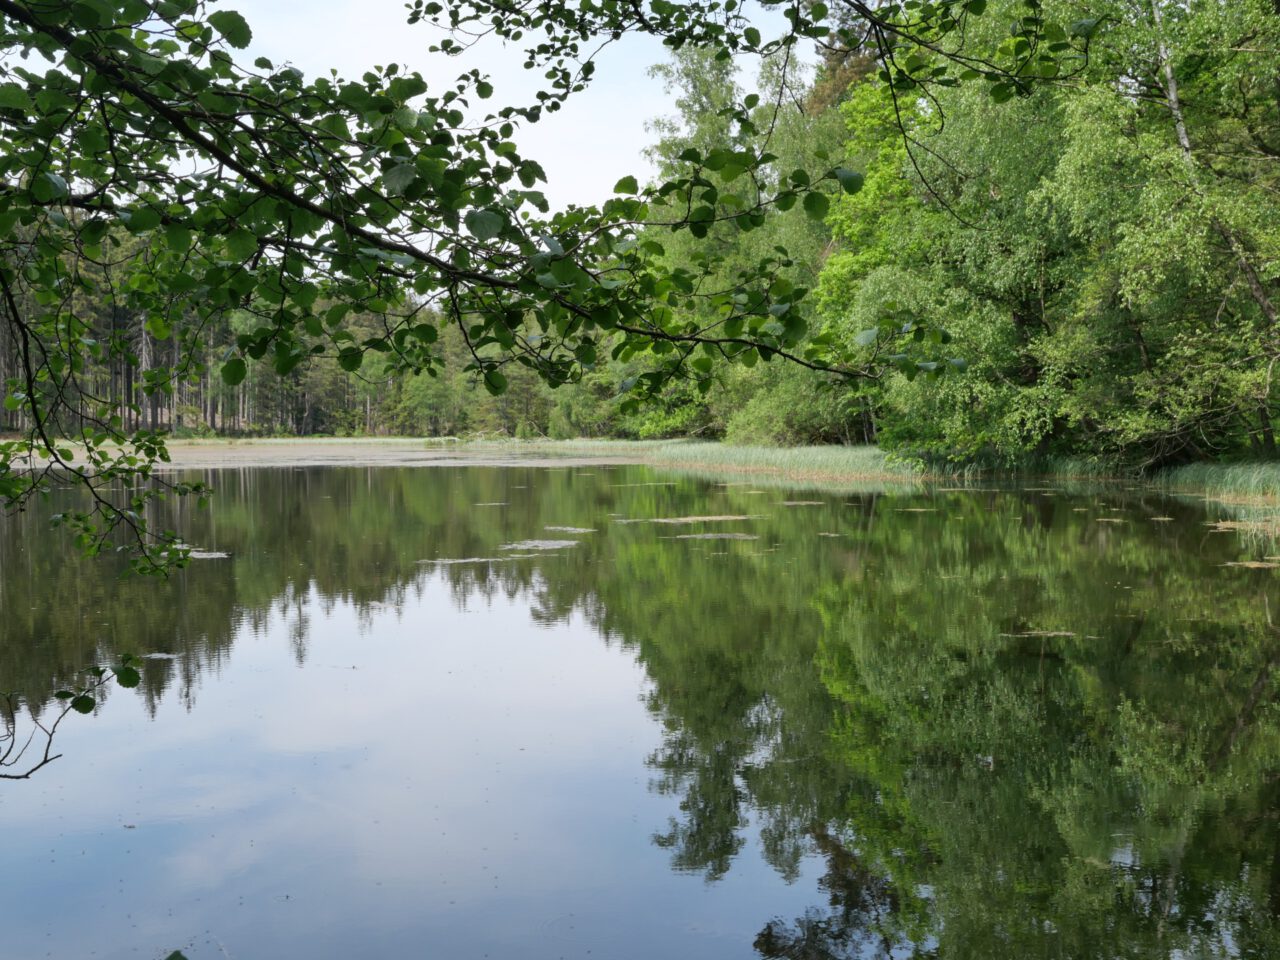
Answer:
208, 10, 252, 48
1069, 18, 1100, 38
115, 666, 142, 688
802, 191, 830, 221
31, 172, 68, 202
743, 26, 761, 46
165, 223, 192, 252
125, 207, 161, 234
476, 80, 493, 98
483, 368, 507, 395
613, 175, 639, 194
70, 694, 95, 714
383, 163, 416, 196
0, 82, 32, 111
225, 229, 258, 260
338, 348, 364, 372
964, 0, 987, 13
464, 209, 504, 241
221, 358, 247, 386
833, 168, 864, 195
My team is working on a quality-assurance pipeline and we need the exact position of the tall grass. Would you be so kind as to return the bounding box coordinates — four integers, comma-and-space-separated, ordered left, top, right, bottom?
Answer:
907, 449, 1130, 481
166, 436, 1280, 502
1157, 462, 1280, 502
555, 439, 917, 476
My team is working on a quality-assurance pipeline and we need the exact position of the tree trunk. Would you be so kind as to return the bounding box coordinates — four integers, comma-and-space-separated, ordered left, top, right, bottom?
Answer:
1151, 0, 1279, 327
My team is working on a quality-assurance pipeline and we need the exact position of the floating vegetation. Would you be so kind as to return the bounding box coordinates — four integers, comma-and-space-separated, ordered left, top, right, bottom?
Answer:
419, 557, 522, 565
782, 500, 825, 506
1223, 561, 1280, 569
818, 532, 844, 538
1000, 631, 1077, 638
671, 533, 760, 541
1202, 519, 1280, 536
895, 508, 937, 513
500, 540, 580, 551
474, 502, 507, 507
187, 550, 231, 560
615, 515, 762, 525
1152, 516, 1174, 522
544, 526, 596, 534
1097, 518, 1126, 524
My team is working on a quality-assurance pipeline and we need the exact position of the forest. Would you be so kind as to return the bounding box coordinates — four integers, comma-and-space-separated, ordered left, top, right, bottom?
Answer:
6, 5, 1280, 954
1, 0, 1279, 569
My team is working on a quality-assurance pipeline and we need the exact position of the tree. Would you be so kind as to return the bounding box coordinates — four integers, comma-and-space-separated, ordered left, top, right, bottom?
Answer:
813, 0, 1280, 468
0, 0, 1088, 567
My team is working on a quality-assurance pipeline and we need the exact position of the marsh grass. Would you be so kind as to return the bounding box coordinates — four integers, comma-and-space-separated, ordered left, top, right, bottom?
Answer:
547, 440, 919, 477
545, 440, 931, 493
165, 436, 1280, 506
1157, 463, 1280, 503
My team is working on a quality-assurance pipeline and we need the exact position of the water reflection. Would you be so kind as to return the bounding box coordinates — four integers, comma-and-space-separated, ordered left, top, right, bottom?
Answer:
2, 467, 1279, 958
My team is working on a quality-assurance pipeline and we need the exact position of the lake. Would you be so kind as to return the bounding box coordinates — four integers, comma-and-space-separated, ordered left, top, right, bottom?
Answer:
3, 464, 1280, 959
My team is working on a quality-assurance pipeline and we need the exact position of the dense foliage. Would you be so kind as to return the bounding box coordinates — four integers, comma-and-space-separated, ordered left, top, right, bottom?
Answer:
14, 0, 1280, 555
826, 0, 1280, 469
0, 0, 1090, 566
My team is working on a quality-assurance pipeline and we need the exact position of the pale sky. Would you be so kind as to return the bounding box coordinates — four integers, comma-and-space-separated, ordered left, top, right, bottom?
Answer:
235, 0, 681, 210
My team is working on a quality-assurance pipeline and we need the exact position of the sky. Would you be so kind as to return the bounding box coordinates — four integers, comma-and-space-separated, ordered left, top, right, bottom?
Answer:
233, 0, 686, 210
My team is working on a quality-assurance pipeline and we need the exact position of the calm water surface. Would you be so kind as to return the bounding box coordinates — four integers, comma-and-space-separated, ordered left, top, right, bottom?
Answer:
3, 465, 1280, 959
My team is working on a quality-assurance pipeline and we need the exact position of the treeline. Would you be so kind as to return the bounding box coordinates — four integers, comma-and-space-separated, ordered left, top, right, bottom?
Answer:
8, 1, 1279, 468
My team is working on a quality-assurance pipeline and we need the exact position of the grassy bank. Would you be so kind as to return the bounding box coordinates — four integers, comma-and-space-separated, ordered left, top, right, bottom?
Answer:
154, 438, 927, 492
156, 437, 1280, 504
1155, 463, 1280, 504
554, 439, 918, 480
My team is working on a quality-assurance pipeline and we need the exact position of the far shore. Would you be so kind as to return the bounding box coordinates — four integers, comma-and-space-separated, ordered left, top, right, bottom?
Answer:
60, 437, 1280, 505
151, 438, 927, 490
155, 437, 647, 470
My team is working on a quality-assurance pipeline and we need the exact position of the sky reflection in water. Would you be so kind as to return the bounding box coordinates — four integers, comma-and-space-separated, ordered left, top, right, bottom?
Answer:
2, 465, 1280, 959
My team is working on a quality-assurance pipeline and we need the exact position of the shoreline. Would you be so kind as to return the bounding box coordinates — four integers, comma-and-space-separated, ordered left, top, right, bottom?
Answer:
153, 438, 647, 470
129, 438, 1280, 505
154, 438, 921, 486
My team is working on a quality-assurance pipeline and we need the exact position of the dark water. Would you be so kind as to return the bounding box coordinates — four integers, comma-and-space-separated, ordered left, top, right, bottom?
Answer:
3, 465, 1280, 959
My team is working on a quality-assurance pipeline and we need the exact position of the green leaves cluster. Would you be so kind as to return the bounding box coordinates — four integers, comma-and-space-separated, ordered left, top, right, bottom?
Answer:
0, 0, 1093, 564
53, 653, 142, 716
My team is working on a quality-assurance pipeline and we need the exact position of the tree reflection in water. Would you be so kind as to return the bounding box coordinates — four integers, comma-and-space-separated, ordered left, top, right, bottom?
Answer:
4, 466, 1280, 958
